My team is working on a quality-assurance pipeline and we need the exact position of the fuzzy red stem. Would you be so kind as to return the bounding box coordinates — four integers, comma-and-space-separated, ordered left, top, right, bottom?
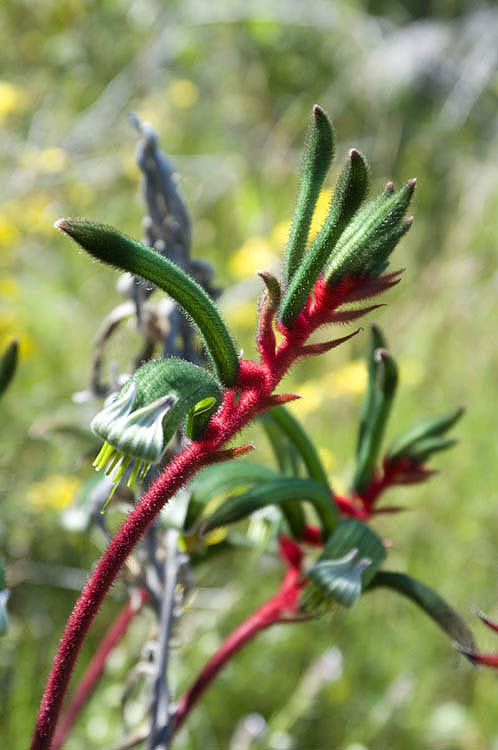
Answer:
173, 569, 301, 735
52, 589, 148, 750
31, 443, 207, 750
31, 275, 362, 750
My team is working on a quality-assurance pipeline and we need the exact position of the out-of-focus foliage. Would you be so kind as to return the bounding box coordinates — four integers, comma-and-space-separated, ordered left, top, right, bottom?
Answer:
1, 1, 497, 748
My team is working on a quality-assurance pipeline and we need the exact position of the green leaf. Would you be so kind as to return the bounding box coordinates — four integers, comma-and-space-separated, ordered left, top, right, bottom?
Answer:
387, 406, 464, 463
199, 477, 338, 537
357, 324, 386, 453
185, 461, 280, 529
260, 412, 301, 476
324, 179, 415, 286
279, 148, 369, 325
55, 220, 239, 387
406, 436, 457, 464
302, 519, 386, 610
283, 105, 335, 284
262, 406, 332, 491
0, 338, 18, 397
353, 328, 398, 494
368, 571, 476, 650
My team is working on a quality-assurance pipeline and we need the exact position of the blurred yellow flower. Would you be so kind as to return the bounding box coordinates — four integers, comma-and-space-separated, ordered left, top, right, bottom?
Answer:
324, 360, 367, 397
19, 147, 67, 174
291, 381, 323, 416
0, 81, 27, 122
38, 147, 67, 174
0, 214, 20, 249
167, 79, 199, 109
229, 236, 278, 280
0, 277, 20, 299
308, 188, 332, 241
270, 219, 291, 249
28, 475, 82, 512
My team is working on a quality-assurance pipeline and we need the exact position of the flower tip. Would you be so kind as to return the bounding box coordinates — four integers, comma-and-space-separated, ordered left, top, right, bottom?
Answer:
384, 180, 394, 193
405, 216, 414, 226
373, 347, 390, 363
349, 148, 361, 160
408, 177, 417, 190
54, 218, 67, 232
453, 641, 478, 664
312, 103, 326, 118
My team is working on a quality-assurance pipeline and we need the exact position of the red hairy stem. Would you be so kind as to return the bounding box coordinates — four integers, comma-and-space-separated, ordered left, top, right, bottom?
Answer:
52, 589, 148, 750
31, 272, 371, 750
31, 442, 208, 750
173, 566, 302, 735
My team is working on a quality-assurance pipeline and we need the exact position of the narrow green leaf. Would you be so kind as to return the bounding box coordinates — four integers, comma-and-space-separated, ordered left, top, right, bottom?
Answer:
200, 477, 338, 537
356, 324, 386, 454
283, 105, 335, 284
55, 220, 239, 387
324, 179, 415, 286
368, 570, 476, 650
185, 461, 279, 529
302, 519, 386, 611
263, 406, 332, 491
260, 413, 301, 476
353, 329, 398, 494
387, 406, 464, 462
406, 437, 457, 464
279, 148, 369, 325
0, 338, 18, 397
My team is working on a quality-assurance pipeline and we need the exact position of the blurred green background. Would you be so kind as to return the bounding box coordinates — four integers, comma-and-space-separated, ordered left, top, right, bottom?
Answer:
1, 0, 498, 748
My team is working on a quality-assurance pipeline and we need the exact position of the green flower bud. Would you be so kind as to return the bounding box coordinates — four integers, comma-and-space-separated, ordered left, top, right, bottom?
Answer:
91, 359, 222, 509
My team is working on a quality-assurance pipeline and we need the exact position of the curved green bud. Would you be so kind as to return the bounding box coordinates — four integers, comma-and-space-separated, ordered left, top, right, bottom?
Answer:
325, 179, 415, 286
279, 149, 369, 325
283, 105, 335, 284
91, 359, 222, 509
387, 406, 464, 463
353, 331, 398, 494
301, 518, 385, 612
0, 338, 18, 397
55, 219, 239, 387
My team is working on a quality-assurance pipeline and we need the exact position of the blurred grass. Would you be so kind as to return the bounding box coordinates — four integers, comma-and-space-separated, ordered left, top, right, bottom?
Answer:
1, 0, 498, 748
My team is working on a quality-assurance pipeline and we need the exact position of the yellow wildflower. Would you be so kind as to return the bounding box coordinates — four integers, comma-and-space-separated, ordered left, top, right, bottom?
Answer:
323, 360, 367, 397
0, 214, 20, 249
309, 188, 332, 241
0, 81, 26, 122
229, 236, 278, 280
167, 79, 199, 109
28, 475, 82, 512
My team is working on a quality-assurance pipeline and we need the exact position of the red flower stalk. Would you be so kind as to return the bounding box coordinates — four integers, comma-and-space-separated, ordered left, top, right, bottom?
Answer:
30, 270, 388, 750
173, 535, 305, 735
52, 589, 148, 750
